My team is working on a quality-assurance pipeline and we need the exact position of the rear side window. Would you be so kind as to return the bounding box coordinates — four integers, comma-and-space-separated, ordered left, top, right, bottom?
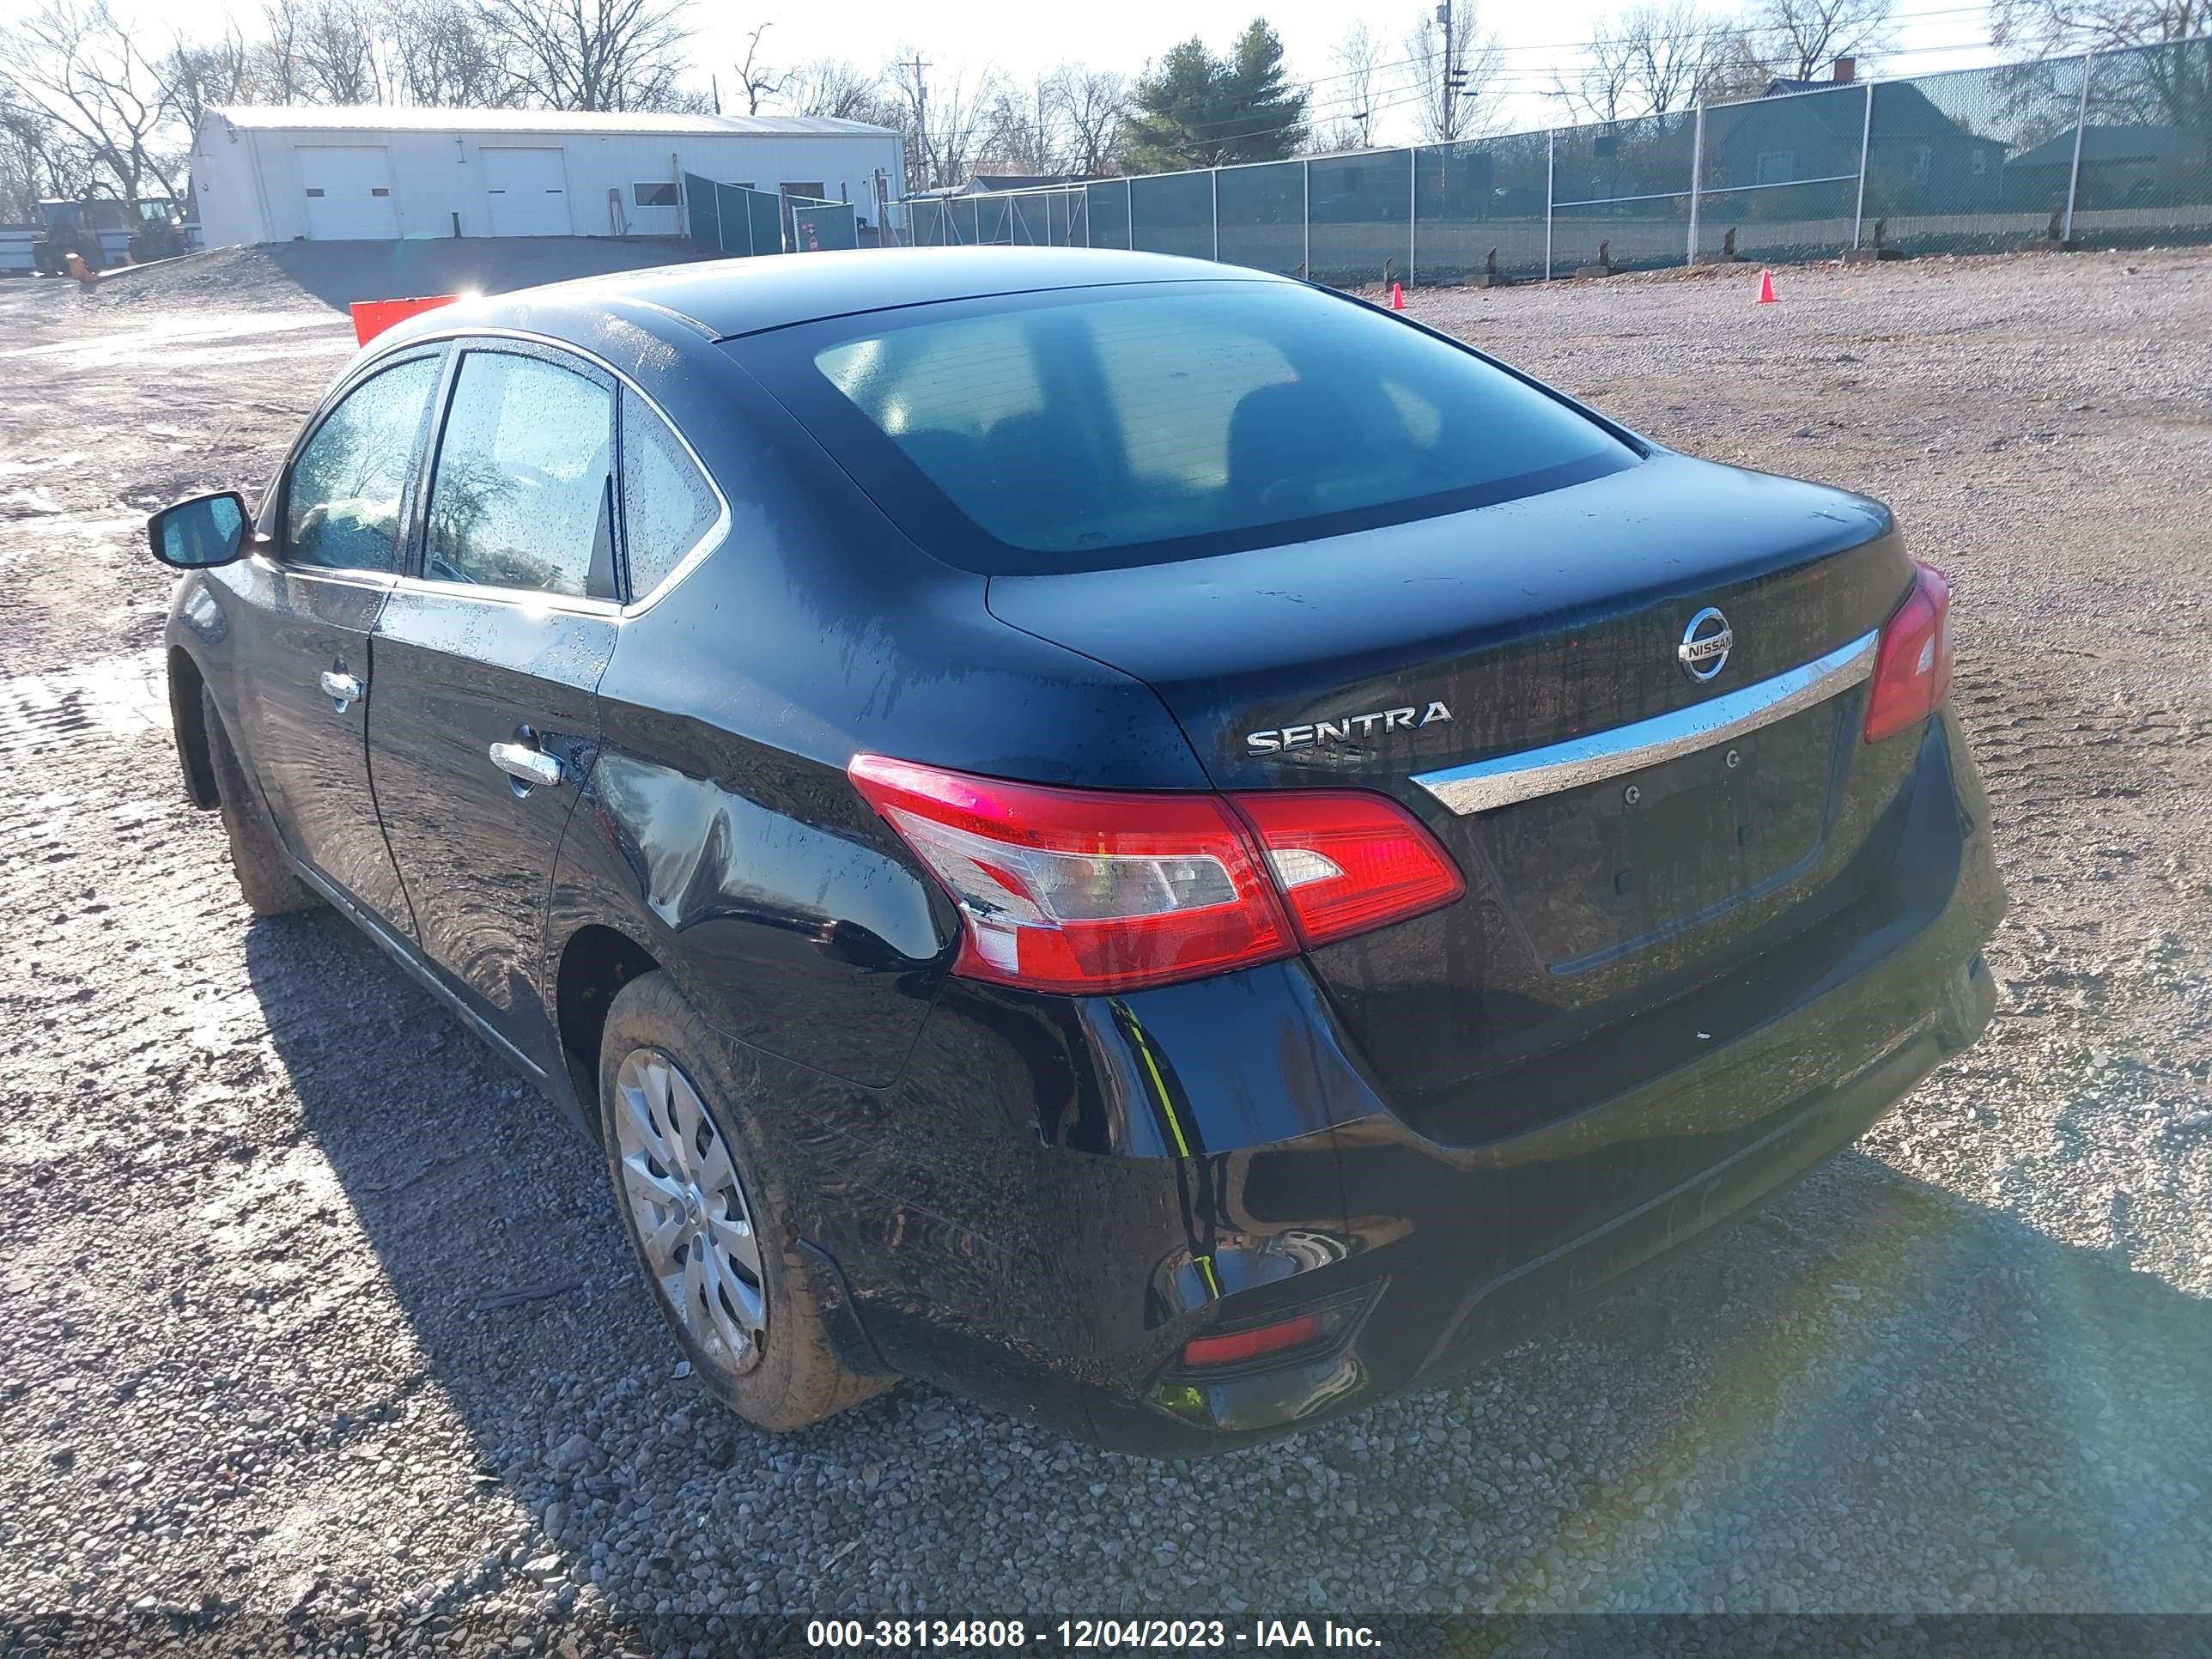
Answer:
619, 388, 720, 599
736, 279, 1637, 574
284, 356, 440, 573
424, 351, 614, 599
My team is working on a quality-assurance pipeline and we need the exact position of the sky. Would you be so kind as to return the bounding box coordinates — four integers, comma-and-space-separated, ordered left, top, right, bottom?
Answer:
139, 0, 2014, 149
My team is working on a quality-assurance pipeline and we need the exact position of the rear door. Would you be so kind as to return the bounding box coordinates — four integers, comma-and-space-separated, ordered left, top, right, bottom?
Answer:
368, 342, 619, 1053
299, 147, 398, 240
230, 346, 445, 935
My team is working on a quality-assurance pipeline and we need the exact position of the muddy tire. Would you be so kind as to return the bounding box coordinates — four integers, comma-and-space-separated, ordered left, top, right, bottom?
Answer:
598, 970, 893, 1433
202, 685, 319, 917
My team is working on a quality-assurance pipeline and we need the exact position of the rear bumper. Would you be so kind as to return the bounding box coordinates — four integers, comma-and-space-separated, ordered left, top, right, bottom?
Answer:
793, 714, 2005, 1454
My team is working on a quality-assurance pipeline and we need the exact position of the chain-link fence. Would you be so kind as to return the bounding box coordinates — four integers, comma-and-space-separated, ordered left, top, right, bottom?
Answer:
684, 174, 856, 257
896, 36, 2211, 281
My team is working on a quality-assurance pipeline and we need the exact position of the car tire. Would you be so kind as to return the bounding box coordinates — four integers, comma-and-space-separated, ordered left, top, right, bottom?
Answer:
202, 685, 319, 917
597, 970, 894, 1434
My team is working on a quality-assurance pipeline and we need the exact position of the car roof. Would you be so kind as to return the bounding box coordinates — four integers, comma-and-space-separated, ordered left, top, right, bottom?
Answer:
486, 246, 1287, 342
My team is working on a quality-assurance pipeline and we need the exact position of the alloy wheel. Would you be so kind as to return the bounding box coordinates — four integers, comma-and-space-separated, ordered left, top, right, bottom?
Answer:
612, 1047, 767, 1372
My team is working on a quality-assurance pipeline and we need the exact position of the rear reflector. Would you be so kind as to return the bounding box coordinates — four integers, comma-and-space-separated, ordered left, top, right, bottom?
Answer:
847, 757, 1464, 994
1182, 1313, 1324, 1370
1863, 562, 1954, 743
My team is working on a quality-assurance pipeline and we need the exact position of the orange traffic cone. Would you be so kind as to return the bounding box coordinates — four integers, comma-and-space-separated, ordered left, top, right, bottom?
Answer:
1754, 266, 1778, 304
1390, 282, 1405, 310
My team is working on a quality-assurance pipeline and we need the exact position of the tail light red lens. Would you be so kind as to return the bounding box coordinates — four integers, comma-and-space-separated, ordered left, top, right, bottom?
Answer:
1230, 790, 1466, 948
1863, 562, 1954, 744
847, 757, 1463, 995
847, 755, 1295, 994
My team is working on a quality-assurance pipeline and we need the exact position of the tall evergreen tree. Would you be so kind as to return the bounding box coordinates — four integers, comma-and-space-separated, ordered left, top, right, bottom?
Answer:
1124, 18, 1306, 171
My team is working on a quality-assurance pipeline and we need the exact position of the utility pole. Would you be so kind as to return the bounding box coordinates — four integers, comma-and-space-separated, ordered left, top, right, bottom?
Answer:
1437, 1, 1455, 143
902, 56, 930, 194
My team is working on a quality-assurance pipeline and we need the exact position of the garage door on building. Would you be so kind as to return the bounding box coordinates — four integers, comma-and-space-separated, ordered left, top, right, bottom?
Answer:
299, 147, 399, 240
482, 148, 570, 236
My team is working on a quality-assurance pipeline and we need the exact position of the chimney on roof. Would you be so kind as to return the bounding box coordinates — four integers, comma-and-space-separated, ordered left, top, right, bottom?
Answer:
1832, 56, 1856, 82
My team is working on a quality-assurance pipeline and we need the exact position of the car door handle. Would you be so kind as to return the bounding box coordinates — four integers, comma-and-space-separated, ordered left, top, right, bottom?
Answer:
489, 741, 565, 792
319, 669, 365, 711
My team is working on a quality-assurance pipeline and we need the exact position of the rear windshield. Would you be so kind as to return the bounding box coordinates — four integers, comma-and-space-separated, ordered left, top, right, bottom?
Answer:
730, 279, 1638, 574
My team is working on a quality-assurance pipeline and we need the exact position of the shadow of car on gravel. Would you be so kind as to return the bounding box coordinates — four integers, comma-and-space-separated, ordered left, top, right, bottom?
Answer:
242, 908, 2212, 1627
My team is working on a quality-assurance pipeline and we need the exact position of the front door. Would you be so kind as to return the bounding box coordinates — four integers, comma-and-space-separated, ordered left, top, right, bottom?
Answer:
231, 347, 446, 934
369, 343, 619, 1054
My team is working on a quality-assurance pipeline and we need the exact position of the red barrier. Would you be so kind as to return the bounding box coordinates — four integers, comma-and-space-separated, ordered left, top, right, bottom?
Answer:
349, 294, 462, 346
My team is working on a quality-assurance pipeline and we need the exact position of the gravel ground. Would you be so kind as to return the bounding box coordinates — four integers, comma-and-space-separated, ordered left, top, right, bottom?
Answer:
1, 246, 2209, 1655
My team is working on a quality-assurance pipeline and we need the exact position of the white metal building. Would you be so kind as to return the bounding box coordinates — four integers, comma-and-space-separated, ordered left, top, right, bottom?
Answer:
190, 106, 905, 246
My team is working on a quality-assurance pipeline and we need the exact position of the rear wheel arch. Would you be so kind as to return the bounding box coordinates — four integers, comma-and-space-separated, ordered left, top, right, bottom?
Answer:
554, 922, 661, 1133
167, 647, 219, 810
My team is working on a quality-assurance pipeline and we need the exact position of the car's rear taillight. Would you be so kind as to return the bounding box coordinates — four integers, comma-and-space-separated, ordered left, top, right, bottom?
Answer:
1863, 562, 1954, 744
847, 757, 1463, 994
1229, 790, 1466, 948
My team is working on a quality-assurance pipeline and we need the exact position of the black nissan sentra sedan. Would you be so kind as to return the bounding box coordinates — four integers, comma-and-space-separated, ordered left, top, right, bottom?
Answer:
149, 247, 2003, 1452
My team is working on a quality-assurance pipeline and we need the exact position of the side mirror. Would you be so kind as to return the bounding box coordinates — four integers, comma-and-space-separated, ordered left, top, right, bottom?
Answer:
149, 491, 249, 569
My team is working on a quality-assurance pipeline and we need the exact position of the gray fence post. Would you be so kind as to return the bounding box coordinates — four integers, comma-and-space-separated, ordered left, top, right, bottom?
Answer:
1407, 148, 1418, 288
1544, 129, 1555, 281
1686, 104, 1705, 264
2062, 50, 2095, 244
1212, 171, 1220, 262
1852, 82, 1874, 247
1303, 159, 1311, 278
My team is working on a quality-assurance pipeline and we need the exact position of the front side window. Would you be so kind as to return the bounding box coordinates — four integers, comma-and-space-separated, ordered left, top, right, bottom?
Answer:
423, 351, 614, 599
284, 355, 441, 573
736, 279, 1636, 574
619, 388, 720, 599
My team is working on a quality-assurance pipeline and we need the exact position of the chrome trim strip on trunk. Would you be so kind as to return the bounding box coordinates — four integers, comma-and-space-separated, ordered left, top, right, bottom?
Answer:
1411, 629, 1881, 817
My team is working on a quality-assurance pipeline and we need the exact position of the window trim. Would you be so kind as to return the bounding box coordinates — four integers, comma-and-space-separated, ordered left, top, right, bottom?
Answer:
405, 337, 621, 605
267, 343, 451, 584
365, 325, 731, 617
614, 384, 726, 608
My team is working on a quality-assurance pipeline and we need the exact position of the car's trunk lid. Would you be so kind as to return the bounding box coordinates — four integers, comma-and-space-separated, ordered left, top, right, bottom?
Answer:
985, 454, 1919, 1110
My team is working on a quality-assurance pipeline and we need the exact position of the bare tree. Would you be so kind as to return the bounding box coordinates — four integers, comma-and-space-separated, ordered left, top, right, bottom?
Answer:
391, 0, 511, 106
1555, 3, 1745, 121
255, 0, 308, 101
0, 0, 185, 202
732, 21, 780, 114
1312, 22, 1384, 151
1042, 64, 1127, 175
1696, 26, 1780, 101
1991, 0, 2204, 51
156, 22, 258, 139
1990, 0, 2207, 137
1552, 21, 1642, 122
980, 78, 1060, 174
1626, 1, 1723, 113
1408, 3, 1507, 143
781, 58, 897, 124
0, 86, 99, 216
295, 0, 389, 103
475, 0, 691, 112
1754, 0, 1895, 82
885, 52, 998, 192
